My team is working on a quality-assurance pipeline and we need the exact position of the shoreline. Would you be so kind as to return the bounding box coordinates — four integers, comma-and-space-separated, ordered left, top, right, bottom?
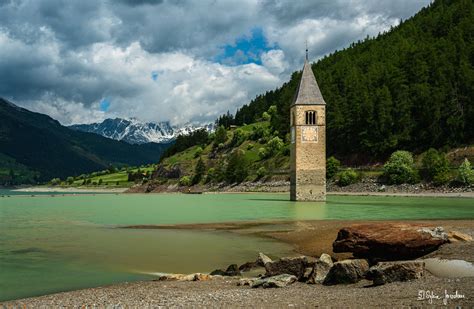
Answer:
2, 219, 473, 306
6, 186, 474, 198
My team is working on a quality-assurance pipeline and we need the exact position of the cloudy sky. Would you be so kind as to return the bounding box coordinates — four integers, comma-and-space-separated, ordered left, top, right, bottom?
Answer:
0, 0, 431, 125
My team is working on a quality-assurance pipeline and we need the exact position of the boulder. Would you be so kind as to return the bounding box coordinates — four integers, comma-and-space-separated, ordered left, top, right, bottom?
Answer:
333, 223, 449, 260
224, 264, 241, 276
264, 256, 309, 280
366, 261, 424, 285
210, 264, 241, 276
239, 253, 272, 272
251, 274, 298, 288
307, 253, 334, 284
448, 231, 473, 242
323, 259, 369, 285
256, 252, 272, 266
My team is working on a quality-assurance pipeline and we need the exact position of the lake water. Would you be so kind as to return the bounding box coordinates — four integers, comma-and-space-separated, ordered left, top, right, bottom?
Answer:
1, 192, 473, 301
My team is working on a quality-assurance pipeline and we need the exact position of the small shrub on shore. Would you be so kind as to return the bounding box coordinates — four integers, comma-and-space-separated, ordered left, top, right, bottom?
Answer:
458, 158, 474, 185
421, 148, 451, 185
338, 169, 358, 186
179, 176, 192, 186
383, 150, 418, 184
326, 156, 341, 179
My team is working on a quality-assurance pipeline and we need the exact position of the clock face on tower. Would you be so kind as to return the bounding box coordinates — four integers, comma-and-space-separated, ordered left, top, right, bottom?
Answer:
301, 126, 318, 143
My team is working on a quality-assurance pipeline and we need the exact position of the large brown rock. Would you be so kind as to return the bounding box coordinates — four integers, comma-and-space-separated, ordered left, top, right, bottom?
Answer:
264, 256, 309, 280
366, 261, 424, 286
323, 259, 369, 285
333, 224, 448, 260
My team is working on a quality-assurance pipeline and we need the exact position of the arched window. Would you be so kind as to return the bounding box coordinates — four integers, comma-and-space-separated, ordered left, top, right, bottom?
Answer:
305, 111, 317, 125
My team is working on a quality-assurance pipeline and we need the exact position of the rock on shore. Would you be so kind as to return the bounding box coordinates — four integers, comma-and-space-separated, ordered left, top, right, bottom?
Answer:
333, 223, 448, 260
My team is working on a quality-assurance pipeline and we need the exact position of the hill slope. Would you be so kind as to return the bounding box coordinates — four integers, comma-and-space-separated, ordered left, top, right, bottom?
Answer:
0, 98, 170, 182
217, 0, 474, 162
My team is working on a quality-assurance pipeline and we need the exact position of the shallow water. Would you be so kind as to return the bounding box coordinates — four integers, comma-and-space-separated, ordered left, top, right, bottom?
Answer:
0, 192, 473, 301
424, 258, 474, 278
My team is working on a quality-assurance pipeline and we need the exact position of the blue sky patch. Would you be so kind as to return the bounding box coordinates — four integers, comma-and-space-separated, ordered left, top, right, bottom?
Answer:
99, 98, 111, 112
215, 28, 274, 65
151, 71, 159, 81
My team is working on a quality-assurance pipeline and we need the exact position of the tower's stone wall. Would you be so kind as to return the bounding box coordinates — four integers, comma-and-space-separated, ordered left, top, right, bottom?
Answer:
290, 105, 326, 201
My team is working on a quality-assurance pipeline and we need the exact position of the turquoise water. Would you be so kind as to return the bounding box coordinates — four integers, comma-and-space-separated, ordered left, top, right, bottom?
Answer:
0, 192, 473, 301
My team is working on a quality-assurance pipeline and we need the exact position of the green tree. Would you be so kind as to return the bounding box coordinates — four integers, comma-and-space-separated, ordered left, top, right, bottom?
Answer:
421, 148, 451, 185
267, 136, 284, 156
66, 176, 74, 185
383, 150, 418, 184
326, 156, 341, 179
261, 111, 271, 121
192, 158, 206, 184
214, 125, 228, 144
194, 146, 203, 158
98, 178, 103, 185
225, 149, 248, 183
256, 166, 267, 179
457, 158, 474, 185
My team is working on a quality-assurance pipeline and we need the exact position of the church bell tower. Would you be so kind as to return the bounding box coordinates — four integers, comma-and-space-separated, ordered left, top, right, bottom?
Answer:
290, 48, 326, 201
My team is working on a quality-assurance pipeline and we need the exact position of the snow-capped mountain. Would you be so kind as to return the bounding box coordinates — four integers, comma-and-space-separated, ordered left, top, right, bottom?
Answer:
69, 118, 214, 144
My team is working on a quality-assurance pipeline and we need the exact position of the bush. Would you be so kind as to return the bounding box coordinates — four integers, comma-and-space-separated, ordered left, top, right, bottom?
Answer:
256, 166, 267, 179
337, 169, 358, 186
205, 167, 216, 183
50, 178, 61, 186
247, 143, 254, 150
383, 150, 418, 184
98, 179, 103, 185
267, 136, 284, 156
230, 129, 246, 147
66, 176, 74, 185
458, 158, 474, 185
258, 147, 268, 159
179, 176, 192, 186
194, 146, 203, 158
326, 156, 341, 179
250, 126, 269, 141
421, 148, 451, 185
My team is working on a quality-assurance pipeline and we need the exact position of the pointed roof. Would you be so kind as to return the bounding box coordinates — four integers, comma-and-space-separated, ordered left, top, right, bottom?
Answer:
292, 59, 325, 105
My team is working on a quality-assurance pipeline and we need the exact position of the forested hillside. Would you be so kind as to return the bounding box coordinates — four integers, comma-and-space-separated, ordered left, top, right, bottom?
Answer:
217, 0, 474, 162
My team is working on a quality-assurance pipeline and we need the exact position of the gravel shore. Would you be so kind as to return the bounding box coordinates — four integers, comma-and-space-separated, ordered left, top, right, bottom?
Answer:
3, 219, 473, 307
3, 273, 472, 307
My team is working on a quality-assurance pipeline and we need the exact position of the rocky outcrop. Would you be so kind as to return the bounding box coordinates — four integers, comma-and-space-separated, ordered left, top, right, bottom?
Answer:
366, 261, 424, 285
307, 253, 334, 284
323, 259, 369, 285
264, 256, 310, 280
333, 224, 448, 260
239, 274, 298, 288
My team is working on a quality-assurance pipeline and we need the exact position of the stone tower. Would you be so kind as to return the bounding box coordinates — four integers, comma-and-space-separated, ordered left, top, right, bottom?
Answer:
290, 53, 326, 201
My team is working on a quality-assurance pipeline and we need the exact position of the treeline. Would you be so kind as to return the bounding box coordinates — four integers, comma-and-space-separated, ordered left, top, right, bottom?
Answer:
160, 129, 210, 160
217, 0, 474, 162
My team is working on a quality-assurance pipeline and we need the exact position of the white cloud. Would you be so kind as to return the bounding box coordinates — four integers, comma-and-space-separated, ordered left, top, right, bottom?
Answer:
0, 0, 432, 125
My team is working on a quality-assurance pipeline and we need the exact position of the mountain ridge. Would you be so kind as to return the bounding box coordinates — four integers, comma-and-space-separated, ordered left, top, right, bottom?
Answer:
69, 118, 214, 144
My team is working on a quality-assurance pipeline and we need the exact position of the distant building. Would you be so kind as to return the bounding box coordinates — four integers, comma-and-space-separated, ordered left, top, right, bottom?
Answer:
290, 52, 326, 201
